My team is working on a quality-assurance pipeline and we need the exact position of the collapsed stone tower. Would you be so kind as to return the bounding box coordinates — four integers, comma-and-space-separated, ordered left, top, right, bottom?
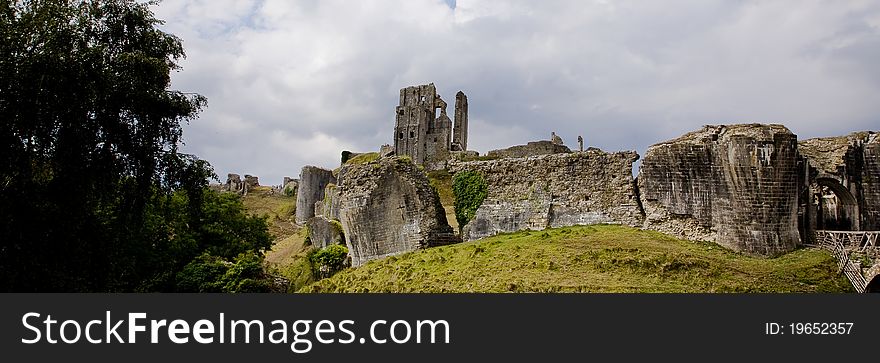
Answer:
639, 124, 801, 256
393, 83, 468, 165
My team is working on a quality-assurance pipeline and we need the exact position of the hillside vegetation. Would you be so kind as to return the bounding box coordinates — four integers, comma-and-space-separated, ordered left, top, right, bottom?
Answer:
301, 225, 852, 293
239, 187, 316, 290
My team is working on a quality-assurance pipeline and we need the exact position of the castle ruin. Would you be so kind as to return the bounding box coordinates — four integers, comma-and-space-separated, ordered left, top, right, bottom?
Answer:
215, 82, 879, 291
393, 83, 469, 165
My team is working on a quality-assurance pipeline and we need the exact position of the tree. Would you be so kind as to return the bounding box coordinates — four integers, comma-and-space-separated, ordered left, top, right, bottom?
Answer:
0, 0, 260, 291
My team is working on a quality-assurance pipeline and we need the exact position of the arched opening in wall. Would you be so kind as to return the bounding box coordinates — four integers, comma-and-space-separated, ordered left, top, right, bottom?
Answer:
812, 177, 859, 231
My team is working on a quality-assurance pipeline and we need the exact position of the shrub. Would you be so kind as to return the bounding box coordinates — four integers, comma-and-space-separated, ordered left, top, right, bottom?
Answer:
452, 171, 488, 229
175, 252, 273, 293
309, 244, 349, 279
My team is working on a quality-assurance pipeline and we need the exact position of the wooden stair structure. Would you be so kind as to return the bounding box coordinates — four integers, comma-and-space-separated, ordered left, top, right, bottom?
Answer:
812, 230, 880, 293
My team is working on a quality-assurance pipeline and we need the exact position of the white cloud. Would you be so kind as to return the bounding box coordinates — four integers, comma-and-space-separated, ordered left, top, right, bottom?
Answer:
154, 0, 880, 184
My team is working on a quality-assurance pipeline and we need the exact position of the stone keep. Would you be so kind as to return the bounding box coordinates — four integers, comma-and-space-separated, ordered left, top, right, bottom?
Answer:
449, 150, 644, 241
393, 83, 468, 165
639, 124, 800, 256
295, 166, 336, 224
336, 157, 459, 267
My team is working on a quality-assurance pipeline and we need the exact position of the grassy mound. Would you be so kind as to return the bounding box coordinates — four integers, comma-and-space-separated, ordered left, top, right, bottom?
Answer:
345, 152, 379, 165
301, 225, 852, 293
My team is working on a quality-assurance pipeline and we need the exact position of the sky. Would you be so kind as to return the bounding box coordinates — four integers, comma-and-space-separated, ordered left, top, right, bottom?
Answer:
153, 0, 880, 185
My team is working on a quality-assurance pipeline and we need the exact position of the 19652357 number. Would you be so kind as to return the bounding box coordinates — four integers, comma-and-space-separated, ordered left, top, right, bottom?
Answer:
790, 322, 853, 335
765, 322, 854, 335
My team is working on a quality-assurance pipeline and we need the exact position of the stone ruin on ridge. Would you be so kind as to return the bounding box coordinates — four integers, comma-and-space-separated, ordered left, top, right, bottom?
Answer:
271, 82, 879, 281
392, 83, 469, 168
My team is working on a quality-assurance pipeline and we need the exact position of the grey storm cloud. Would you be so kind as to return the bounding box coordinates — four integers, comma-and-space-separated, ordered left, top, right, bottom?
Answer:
153, 0, 880, 184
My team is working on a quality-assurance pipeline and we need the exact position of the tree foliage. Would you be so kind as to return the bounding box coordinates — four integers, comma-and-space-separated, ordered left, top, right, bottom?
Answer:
0, 0, 270, 291
452, 171, 488, 229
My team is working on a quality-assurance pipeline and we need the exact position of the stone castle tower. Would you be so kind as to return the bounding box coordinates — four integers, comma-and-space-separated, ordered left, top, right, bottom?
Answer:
393, 83, 468, 164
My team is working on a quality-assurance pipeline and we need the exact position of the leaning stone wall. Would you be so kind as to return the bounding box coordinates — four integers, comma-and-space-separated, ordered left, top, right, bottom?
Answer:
337, 157, 459, 267
295, 166, 336, 224
449, 150, 643, 241
639, 124, 800, 256
307, 216, 345, 249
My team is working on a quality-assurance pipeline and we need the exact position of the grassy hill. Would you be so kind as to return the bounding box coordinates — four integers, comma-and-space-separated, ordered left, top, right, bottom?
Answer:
301, 225, 853, 293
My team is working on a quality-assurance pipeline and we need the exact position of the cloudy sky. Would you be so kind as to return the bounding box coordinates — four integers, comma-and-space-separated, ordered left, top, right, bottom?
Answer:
153, 0, 880, 184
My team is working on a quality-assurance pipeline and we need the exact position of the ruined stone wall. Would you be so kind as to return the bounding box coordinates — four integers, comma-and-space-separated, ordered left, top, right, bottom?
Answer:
799, 132, 880, 232
295, 166, 336, 224
449, 150, 643, 241
486, 141, 572, 159
282, 177, 298, 196
639, 124, 800, 256
225, 174, 242, 193
243, 175, 259, 194
863, 140, 880, 230
337, 157, 459, 267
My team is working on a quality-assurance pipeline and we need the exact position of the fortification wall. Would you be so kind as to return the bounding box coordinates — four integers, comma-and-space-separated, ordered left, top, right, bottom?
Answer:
337, 157, 459, 267
449, 150, 643, 241
639, 124, 800, 256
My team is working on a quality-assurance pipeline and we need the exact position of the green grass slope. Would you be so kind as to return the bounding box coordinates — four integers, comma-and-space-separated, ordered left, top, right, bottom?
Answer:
301, 225, 853, 293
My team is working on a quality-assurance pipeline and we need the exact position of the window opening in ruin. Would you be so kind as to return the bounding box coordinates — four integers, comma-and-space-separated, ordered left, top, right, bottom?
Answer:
410, 131, 415, 138
399, 132, 404, 140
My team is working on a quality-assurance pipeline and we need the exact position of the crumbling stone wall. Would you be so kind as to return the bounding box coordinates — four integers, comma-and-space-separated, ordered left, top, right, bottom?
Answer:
336, 157, 459, 267
486, 140, 572, 159
864, 139, 880, 230
639, 124, 800, 256
295, 166, 336, 224
225, 174, 243, 193
449, 150, 643, 241
799, 132, 880, 232
282, 177, 298, 196
243, 175, 259, 194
